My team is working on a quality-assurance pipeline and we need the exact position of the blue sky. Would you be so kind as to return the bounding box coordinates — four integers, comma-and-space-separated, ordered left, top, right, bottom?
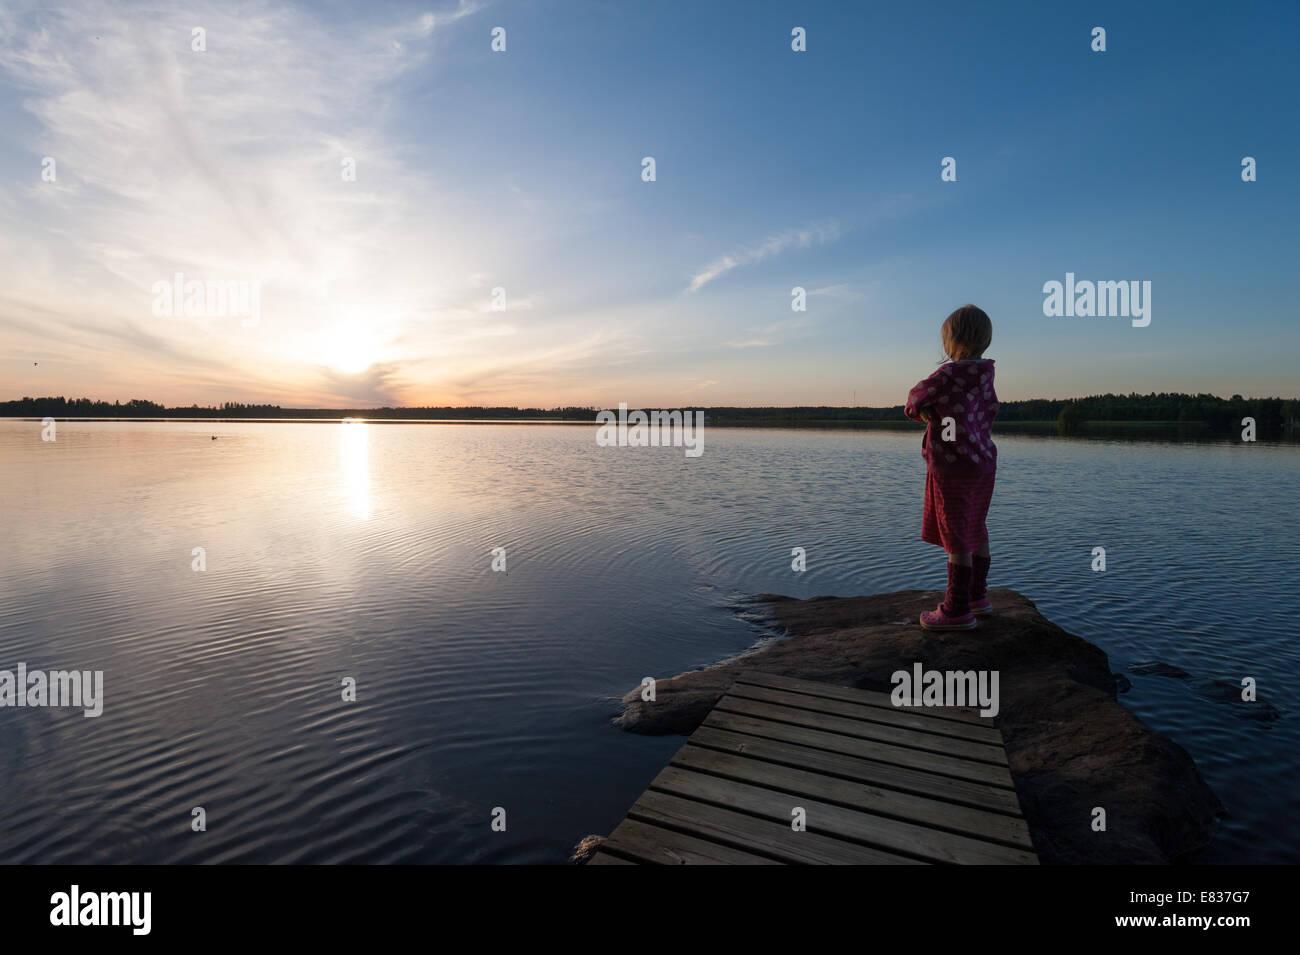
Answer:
1, 0, 1297, 407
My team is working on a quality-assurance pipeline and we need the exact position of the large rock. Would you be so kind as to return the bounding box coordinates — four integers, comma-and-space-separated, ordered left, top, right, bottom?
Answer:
613, 588, 1223, 864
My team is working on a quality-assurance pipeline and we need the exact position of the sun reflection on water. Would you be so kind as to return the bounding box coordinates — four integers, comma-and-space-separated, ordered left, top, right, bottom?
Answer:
340, 418, 370, 519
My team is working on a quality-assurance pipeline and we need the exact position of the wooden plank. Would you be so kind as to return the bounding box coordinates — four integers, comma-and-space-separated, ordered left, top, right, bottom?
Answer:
715, 694, 1008, 766
736, 670, 989, 726
704, 709, 1015, 788
649, 765, 1038, 865
688, 724, 1026, 816
727, 680, 1001, 744
602, 817, 782, 865
670, 743, 1033, 849
587, 852, 636, 865
597, 673, 1037, 864
628, 789, 926, 865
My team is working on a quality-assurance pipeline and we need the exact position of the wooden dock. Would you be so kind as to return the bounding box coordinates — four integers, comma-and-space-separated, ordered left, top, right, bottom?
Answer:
590, 670, 1038, 865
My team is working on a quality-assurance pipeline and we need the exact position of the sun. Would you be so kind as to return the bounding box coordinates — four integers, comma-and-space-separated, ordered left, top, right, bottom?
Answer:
318, 320, 383, 374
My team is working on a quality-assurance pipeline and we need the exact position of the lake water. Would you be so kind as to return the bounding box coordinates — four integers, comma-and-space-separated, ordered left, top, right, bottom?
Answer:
0, 419, 1296, 863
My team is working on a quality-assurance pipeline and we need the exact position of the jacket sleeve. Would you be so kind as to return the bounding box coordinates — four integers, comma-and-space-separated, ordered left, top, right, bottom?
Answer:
904, 370, 938, 421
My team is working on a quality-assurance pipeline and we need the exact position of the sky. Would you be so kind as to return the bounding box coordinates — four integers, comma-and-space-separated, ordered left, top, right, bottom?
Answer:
0, 0, 1297, 408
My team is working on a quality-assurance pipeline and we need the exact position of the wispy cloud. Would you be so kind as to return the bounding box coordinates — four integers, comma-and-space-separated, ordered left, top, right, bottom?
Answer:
0, 0, 492, 403
686, 223, 841, 293
722, 314, 813, 349
807, 283, 863, 300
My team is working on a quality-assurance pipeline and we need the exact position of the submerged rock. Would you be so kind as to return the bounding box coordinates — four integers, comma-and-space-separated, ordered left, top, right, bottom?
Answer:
613, 588, 1223, 864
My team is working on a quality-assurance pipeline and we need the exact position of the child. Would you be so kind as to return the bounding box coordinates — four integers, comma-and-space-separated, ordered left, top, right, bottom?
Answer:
903, 305, 999, 630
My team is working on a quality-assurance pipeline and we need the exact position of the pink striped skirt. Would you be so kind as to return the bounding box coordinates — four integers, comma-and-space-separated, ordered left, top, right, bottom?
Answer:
921, 470, 996, 552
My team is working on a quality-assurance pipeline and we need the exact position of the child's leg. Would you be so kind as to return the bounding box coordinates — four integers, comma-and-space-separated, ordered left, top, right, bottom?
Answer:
939, 550, 973, 618
921, 554, 976, 628
918, 471, 980, 629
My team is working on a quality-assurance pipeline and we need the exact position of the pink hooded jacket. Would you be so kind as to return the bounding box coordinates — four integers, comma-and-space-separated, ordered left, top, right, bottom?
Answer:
904, 359, 999, 475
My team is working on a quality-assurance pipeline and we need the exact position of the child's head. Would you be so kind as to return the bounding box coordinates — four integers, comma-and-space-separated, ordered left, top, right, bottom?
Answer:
941, 304, 992, 361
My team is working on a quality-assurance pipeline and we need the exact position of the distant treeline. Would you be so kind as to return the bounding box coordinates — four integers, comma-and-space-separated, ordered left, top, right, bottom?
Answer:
2, 393, 1296, 432
998, 393, 1298, 429
0, 397, 596, 420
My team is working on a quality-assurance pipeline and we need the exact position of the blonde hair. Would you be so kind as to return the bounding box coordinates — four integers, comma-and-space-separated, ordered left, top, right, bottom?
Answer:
941, 304, 992, 361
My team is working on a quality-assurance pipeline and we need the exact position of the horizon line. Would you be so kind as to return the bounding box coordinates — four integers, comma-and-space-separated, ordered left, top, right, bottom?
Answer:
4, 391, 1299, 412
